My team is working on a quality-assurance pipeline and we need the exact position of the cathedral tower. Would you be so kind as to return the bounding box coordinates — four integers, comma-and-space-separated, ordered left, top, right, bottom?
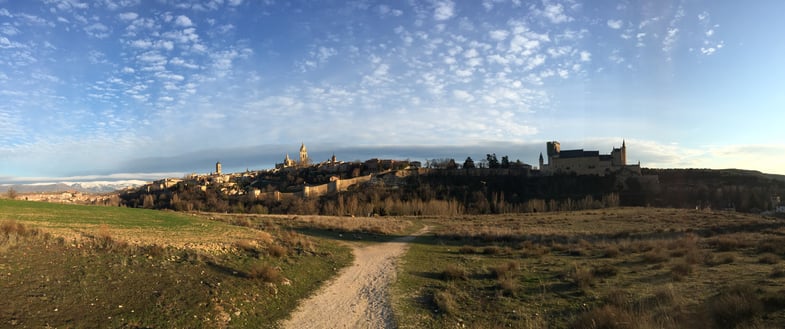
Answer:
299, 143, 309, 166
216, 161, 222, 175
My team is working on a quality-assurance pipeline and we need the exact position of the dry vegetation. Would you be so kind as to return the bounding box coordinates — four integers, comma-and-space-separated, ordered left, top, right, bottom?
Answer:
393, 208, 785, 328
0, 200, 355, 328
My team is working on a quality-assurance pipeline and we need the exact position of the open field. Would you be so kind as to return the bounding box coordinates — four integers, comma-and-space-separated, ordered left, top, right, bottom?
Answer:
0, 199, 359, 328
393, 208, 785, 328
5, 199, 785, 328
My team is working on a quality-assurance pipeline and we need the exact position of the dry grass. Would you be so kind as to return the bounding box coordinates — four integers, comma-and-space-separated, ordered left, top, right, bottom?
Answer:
758, 253, 780, 264
706, 285, 764, 328
433, 289, 459, 315
394, 208, 785, 329
567, 264, 595, 291
268, 244, 288, 258
490, 261, 518, 279
247, 263, 283, 283
442, 264, 468, 281
458, 245, 476, 254
670, 261, 693, 281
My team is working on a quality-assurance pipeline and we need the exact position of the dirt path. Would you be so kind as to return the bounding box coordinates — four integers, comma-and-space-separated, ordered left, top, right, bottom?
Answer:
281, 226, 429, 329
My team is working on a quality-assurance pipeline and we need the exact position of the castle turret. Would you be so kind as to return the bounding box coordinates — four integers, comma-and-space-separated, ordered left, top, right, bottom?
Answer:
215, 161, 222, 175
621, 140, 627, 165
539, 152, 544, 169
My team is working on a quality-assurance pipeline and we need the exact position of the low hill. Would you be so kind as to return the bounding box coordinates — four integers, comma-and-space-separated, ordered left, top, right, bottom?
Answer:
0, 199, 353, 328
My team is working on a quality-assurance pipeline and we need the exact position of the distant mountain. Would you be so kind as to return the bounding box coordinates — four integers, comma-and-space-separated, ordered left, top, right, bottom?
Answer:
1, 180, 147, 194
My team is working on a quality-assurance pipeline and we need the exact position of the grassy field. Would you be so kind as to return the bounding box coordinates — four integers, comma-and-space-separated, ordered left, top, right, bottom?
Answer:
393, 208, 785, 328
0, 199, 358, 328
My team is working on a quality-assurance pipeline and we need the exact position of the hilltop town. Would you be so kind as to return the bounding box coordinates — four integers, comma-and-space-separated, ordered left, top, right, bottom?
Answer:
10, 141, 784, 215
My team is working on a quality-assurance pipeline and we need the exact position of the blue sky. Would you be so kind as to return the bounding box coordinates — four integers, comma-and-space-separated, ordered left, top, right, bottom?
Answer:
1, 0, 784, 184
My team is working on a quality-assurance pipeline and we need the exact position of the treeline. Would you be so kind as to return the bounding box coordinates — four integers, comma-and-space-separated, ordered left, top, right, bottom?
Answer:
118, 168, 785, 216
643, 168, 785, 212
119, 172, 629, 216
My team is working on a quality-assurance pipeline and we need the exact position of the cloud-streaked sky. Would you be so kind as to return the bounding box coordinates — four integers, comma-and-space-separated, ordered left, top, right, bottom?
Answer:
1, 0, 784, 183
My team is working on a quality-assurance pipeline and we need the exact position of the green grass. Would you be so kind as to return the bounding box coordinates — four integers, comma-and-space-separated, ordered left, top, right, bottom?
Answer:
0, 200, 354, 328
0, 199, 195, 229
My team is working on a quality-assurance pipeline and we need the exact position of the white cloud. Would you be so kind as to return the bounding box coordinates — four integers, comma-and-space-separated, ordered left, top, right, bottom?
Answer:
175, 15, 193, 27
607, 19, 622, 29
228, 0, 243, 6
662, 27, 679, 53
118, 12, 138, 21
433, 0, 455, 21
579, 50, 591, 62
489, 29, 509, 41
541, 2, 571, 24
453, 89, 474, 102
84, 22, 110, 38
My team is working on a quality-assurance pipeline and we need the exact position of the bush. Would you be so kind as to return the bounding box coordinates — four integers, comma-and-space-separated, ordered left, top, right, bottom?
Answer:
568, 264, 594, 291
642, 249, 668, 263
592, 264, 618, 278
572, 305, 636, 329
670, 261, 693, 281
490, 261, 518, 279
247, 264, 282, 283
442, 264, 467, 281
769, 267, 785, 279
268, 244, 288, 258
601, 244, 621, 258
497, 277, 518, 297
458, 246, 475, 254
758, 253, 780, 264
433, 289, 458, 315
483, 246, 501, 255
706, 285, 763, 328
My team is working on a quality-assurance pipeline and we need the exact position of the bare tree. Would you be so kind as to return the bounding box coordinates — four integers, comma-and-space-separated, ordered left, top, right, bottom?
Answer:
6, 188, 18, 200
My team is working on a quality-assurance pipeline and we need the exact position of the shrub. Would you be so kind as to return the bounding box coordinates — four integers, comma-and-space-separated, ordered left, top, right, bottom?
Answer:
247, 264, 282, 283
642, 249, 668, 263
1, 220, 25, 236
706, 285, 763, 328
769, 267, 785, 279
235, 239, 258, 254
483, 246, 501, 255
592, 264, 618, 278
497, 277, 518, 297
670, 261, 693, 281
490, 261, 518, 279
268, 244, 288, 258
758, 253, 780, 264
458, 246, 475, 254
442, 264, 468, 281
433, 289, 458, 315
568, 264, 594, 291
571, 305, 635, 329
601, 244, 621, 258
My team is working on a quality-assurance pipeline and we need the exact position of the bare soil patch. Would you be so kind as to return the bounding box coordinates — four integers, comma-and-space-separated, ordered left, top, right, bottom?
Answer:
281, 226, 429, 329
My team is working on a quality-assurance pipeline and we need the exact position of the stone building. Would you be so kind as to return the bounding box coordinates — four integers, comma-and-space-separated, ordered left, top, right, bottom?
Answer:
539, 140, 639, 176
277, 143, 311, 169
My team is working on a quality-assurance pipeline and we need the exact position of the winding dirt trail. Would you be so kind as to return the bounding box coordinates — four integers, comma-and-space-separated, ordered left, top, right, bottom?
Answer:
281, 226, 429, 329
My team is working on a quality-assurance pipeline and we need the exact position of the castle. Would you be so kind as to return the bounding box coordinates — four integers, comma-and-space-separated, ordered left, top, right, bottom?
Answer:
539, 140, 639, 176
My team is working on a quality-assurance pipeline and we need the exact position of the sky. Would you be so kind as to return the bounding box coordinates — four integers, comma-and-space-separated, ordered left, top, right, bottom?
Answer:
1, 0, 784, 184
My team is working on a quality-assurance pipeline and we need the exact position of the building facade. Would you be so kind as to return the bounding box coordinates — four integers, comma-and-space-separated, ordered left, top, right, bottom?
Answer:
539, 140, 638, 176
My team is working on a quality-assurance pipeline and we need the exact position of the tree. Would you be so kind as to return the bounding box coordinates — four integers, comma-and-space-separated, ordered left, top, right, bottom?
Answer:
463, 157, 475, 169
6, 188, 17, 200
501, 155, 510, 169
486, 154, 499, 169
